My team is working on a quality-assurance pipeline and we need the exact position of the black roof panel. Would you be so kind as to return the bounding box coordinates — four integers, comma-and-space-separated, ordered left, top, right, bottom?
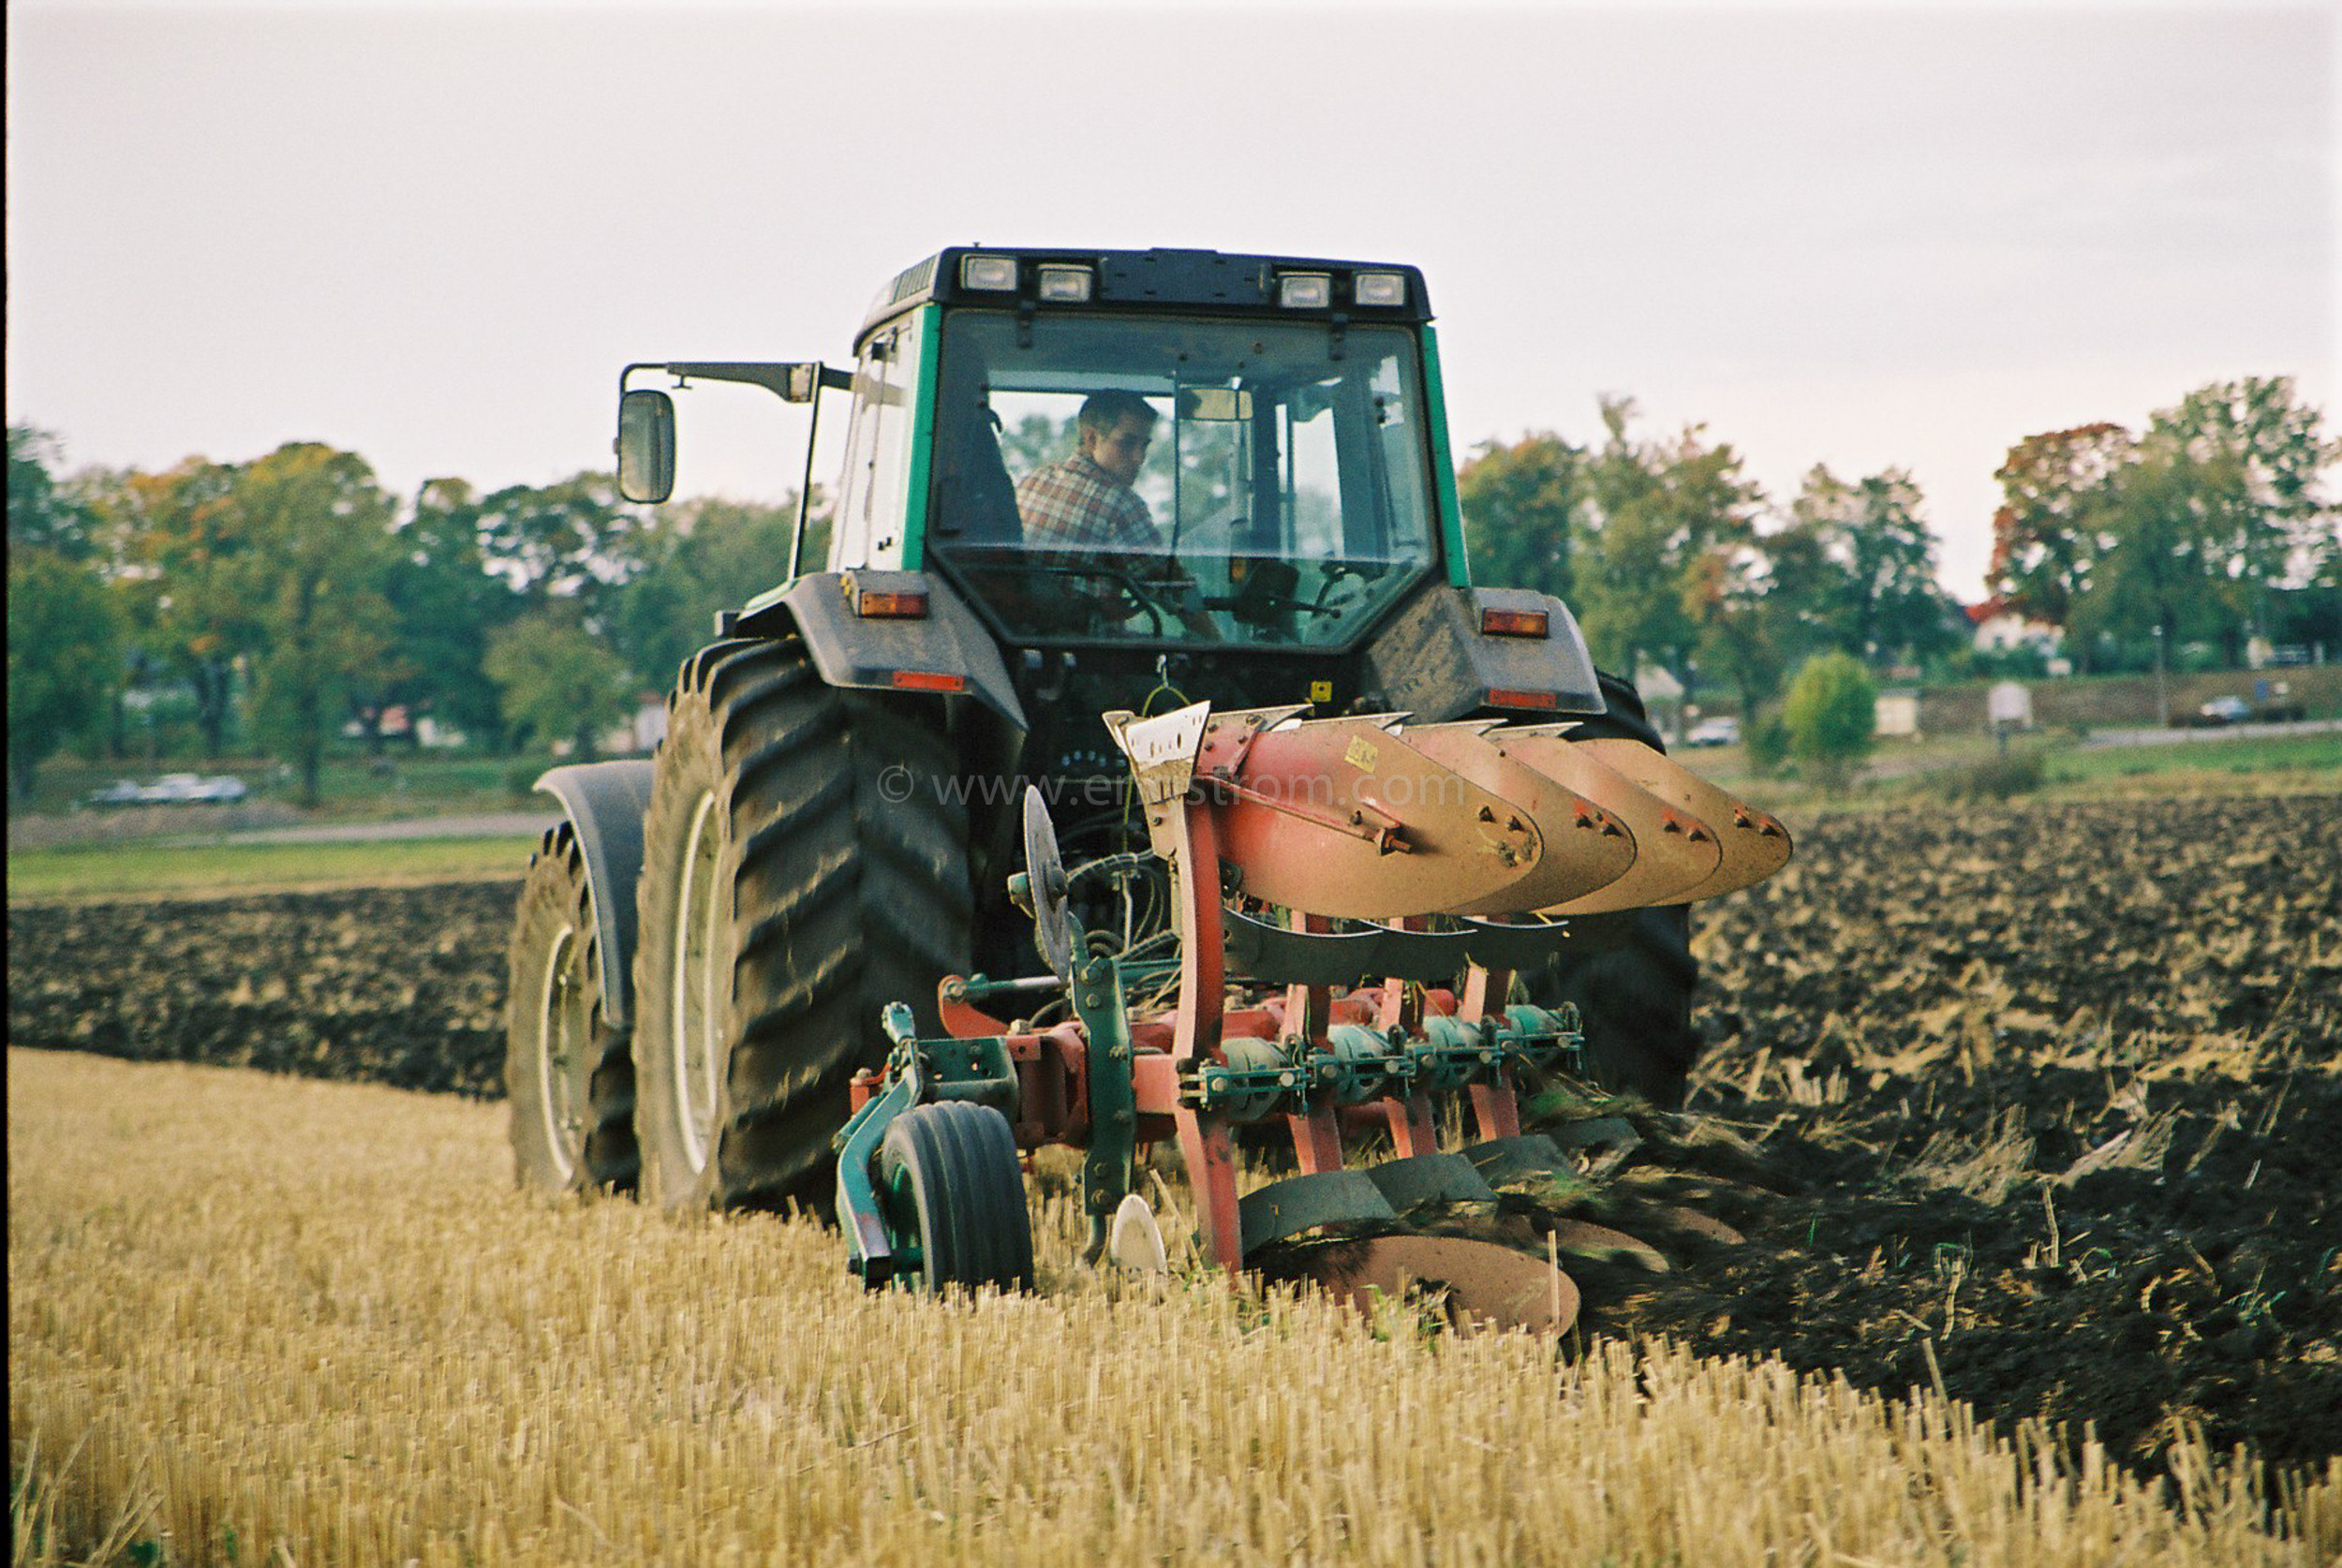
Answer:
857, 245, 1432, 344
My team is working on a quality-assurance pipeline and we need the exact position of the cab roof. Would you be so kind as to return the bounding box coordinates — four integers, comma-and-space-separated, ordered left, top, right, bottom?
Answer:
858, 246, 1434, 347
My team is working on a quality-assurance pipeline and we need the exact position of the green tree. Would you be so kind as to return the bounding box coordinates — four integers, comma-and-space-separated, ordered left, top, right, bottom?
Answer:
233, 444, 399, 806
611, 495, 799, 691
7, 548, 123, 800
382, 477, 520, 750
1457, 432, 1586, 600
7, 425, 99, 560
484, 609, 636, 762
477, 472, 653, 614
2142, 377, 2338, 658
1782, 651, 1876, 791
1786, 465, 1963, 670
1572, 398, 1763, 711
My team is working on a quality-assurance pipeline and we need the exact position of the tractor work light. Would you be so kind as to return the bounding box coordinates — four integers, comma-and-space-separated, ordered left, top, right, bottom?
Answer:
1354, 272, 1408, 307
1480, 607, 1549, 639
959, 255, 1018, 291
1036, 264, 1094, 303
1277, 272, 1333, 309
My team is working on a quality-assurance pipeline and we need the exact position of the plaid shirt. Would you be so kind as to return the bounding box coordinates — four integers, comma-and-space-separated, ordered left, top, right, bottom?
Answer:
1015, 453, 1159, 560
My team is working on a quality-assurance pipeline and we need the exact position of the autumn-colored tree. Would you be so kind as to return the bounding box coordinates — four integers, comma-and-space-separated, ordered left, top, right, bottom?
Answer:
234, 443, 399, 806
97, 455, 256, 756
1986, 423, 2132, 671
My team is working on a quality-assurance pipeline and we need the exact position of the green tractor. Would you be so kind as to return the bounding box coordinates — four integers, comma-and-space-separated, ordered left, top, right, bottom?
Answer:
505, 247, 1710, 1259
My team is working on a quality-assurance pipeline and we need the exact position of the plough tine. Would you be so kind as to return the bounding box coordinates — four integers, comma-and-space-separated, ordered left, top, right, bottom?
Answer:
1571, 739, 1793, 902
1490, 729, 1724, 914
1395, 722, 1638, 915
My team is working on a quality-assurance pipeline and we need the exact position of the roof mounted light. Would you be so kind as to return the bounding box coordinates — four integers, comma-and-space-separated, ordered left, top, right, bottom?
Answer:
1354, 271, 1408, 307
1277, 272, 1333, 309
1035, 263, 1093, 303
959, 255, 1018, 291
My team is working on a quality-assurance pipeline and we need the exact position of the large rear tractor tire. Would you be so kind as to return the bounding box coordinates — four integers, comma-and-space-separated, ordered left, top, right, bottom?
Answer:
879, 1102, 1035, 1294
1519, 671, 1701, 1106
630, 634, 973, 1217
504, 822, 639, 1193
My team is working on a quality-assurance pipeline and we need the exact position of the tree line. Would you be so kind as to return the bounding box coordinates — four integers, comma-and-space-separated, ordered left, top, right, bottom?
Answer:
9, 373, 2335, 803
1458, 376, 2337, 747
7, 431, 804, 803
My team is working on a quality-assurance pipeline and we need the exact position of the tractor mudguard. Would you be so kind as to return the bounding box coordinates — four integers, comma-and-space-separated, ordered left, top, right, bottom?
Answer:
1359, 584, 1604, 722
724, 570, 1027, 732
532, 759, 656, 1028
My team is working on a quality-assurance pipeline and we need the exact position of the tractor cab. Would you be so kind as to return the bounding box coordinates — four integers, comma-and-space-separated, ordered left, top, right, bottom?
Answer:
618, 248, 1468, 662
920, 287, 1443, 651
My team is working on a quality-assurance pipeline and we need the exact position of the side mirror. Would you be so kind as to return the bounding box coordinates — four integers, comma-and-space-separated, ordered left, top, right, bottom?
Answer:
615, 389, 675, 504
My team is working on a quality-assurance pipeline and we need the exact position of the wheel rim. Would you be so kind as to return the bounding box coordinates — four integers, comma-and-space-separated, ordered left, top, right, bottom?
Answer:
671, 789, 725, 1173
534, 922, 590, 1183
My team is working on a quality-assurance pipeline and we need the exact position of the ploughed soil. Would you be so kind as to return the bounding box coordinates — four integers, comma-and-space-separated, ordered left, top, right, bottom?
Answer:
10, 793, 2339, 1474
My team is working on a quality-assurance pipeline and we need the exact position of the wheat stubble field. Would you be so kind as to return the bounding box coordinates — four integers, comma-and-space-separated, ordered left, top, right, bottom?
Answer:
9, 792, 2342, 1564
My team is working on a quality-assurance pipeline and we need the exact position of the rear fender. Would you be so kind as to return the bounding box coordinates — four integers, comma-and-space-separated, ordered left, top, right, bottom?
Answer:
723, 570, 1028, 732
1359, 584, 1604, 721
534, 760, 656, 1028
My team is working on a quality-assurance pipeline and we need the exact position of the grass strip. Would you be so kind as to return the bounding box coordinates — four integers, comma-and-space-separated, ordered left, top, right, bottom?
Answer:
6, 836, 533, 902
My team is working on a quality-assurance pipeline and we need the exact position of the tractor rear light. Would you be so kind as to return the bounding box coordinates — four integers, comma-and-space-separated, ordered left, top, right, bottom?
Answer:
1483, 687, 1561, 712
1035, 264, 1093, 303
1277, 272, 1333, 309
959, 255, 1018, 291
855, 589, 929, 619
1480, 607, 1549, 639
1354, 272, 1408, 307
890, 670, 968, 694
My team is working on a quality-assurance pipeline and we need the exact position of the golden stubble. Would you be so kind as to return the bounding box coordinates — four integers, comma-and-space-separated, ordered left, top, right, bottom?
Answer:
9, 1049, 2335, 1568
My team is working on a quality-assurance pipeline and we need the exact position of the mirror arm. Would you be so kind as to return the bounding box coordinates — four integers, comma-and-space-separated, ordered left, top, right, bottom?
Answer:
790, 387, 826, 582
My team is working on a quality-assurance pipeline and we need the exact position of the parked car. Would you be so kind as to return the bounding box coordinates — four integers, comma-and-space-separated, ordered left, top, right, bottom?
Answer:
2198, 695, 2252, 726
84, 778, 149, 808
1684, 716, 1742, 747
140, 773, 250, 805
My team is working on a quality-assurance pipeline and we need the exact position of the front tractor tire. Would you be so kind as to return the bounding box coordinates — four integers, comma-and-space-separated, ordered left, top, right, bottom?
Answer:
630, 635, 973, 1217
504, 823, 639, 1194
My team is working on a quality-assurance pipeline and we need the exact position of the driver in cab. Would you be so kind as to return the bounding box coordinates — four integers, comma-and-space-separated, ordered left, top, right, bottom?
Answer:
1015, 391, 1219, 639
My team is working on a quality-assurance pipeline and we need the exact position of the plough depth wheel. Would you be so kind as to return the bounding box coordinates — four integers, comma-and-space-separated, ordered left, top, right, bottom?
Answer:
880, 1102, 1035, 1294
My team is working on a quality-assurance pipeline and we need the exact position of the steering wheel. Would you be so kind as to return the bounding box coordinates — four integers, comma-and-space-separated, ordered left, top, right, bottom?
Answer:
1312, 561, 1374, 619
1039, 562, 1207, 638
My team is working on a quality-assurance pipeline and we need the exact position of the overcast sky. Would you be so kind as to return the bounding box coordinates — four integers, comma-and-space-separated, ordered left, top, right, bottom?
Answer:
7, 1, 2334, 599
